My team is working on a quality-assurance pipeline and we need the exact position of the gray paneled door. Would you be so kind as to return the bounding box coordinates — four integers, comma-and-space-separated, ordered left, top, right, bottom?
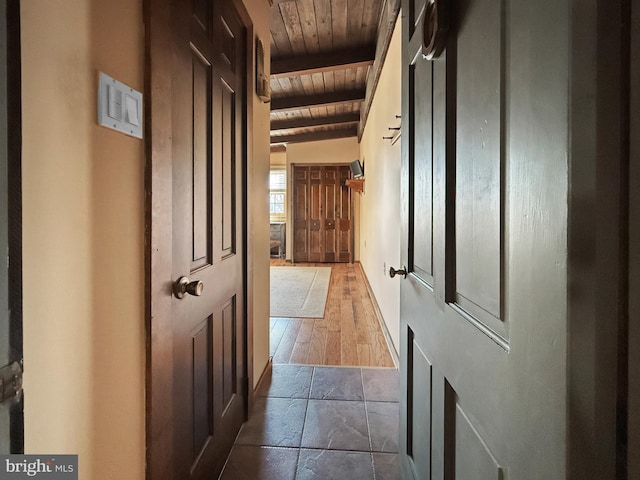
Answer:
399, 0, 569, 478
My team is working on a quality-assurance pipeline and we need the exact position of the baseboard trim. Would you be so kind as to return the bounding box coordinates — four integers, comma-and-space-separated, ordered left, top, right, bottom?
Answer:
355, 261, 400, 368
254, 357, 273, 395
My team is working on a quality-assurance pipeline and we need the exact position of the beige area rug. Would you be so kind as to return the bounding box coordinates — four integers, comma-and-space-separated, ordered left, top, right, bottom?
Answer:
270, 266, 332, 318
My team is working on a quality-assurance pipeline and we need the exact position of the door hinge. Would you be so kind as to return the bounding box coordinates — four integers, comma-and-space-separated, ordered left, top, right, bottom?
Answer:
0, 361, 23, 405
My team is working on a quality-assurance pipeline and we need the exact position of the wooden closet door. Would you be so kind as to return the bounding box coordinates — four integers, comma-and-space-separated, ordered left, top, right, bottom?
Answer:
293, 165, 352, 263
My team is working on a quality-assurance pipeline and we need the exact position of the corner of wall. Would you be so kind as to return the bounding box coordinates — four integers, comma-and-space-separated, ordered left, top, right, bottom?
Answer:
242, 0, 272, 389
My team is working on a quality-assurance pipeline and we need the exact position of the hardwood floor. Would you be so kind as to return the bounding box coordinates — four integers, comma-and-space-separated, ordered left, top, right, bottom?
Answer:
269, 260, 395, 368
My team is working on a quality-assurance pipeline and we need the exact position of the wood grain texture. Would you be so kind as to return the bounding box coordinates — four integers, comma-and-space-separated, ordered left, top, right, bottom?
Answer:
269, 0, 384, 139
346, 0, 366, 45
145, 0, 177, 477
271, 113, 359, 131
270, 89, 366, 113
270, 0, 293, 57
315, 0, 333, 51
147, 1, 249, 478
331, 0, 349, 48
296, 0, 320, 53
269, 261, 395, 367
279, 1, 306, 55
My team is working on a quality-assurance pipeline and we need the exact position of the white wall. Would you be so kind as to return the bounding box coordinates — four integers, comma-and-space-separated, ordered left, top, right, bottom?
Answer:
282, 137, 360, 261
358, 15, 402, 353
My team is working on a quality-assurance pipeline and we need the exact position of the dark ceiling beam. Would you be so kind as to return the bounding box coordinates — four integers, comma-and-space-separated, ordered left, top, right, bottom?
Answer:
270, 144, 287, 153
270, 113, 360, 132
270, 127, 358, 145
270, 89, 366, 113
271, 47, 376, 78
358, 0, 402, 140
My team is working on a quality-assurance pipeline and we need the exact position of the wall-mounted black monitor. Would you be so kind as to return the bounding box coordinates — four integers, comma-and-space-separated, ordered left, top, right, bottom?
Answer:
350, 159, 364, 179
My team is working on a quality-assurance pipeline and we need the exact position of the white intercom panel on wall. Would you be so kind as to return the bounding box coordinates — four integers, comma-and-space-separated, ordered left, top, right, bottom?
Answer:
97, 72, 143, 139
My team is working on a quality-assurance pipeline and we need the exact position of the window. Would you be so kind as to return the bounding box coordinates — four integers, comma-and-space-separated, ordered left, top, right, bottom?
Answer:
269, 168, 286, 222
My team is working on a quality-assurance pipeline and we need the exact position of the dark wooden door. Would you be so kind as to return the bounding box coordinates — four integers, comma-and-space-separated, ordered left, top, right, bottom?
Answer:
631, 0, 640, 473
293, 165, 352, 263
399, 0, 569, 478
170, 0, 247, 478
0, 0, 22, 454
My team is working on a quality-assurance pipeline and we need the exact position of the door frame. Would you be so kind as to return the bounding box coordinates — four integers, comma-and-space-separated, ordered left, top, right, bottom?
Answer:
2, 0, 22, 454
568, 0, 633, 477
143, 0, 254, 478
629, 0, 639, 476
290, 162, 355, 264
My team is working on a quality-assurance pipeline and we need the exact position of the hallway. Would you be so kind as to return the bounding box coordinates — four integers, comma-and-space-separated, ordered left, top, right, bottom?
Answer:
220, 364, 400, 479
219, 263, 400, 478
269, 261, 396, 368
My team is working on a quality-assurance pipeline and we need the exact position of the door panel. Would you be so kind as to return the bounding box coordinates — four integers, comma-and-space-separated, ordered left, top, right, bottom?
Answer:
400, 0, 568, 478
171, 1, 247, 478
454, 0, 502, 326
410, 59, 434, 284
192, 52, 212, 271
192, 317, 213, 456
453, 404, 503, 479
220, 78, 236, 257
221, 297, 237, 408
406, 332, 432, 480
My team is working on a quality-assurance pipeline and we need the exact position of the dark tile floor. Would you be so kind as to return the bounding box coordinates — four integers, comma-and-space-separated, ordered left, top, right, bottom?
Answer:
219, 365, 401, 480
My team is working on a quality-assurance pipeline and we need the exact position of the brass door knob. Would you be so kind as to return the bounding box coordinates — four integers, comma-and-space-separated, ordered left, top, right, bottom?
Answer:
174, 276, 204, 299
389, 266, 407, 279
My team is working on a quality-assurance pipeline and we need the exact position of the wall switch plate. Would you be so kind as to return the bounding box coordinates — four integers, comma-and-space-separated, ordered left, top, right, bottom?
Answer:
98, 72, 143, 139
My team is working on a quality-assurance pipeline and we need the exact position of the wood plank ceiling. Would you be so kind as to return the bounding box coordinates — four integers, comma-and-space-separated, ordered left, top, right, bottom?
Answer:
269, 0, 393, 145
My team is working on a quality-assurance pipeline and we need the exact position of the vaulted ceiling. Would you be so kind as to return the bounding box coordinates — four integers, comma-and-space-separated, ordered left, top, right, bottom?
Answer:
269, 0, 401, 146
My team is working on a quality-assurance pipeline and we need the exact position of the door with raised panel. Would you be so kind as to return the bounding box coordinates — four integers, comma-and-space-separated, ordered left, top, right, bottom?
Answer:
170, 0, 247, 478
399, 0, 569, 478
293, 164, 352, 263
